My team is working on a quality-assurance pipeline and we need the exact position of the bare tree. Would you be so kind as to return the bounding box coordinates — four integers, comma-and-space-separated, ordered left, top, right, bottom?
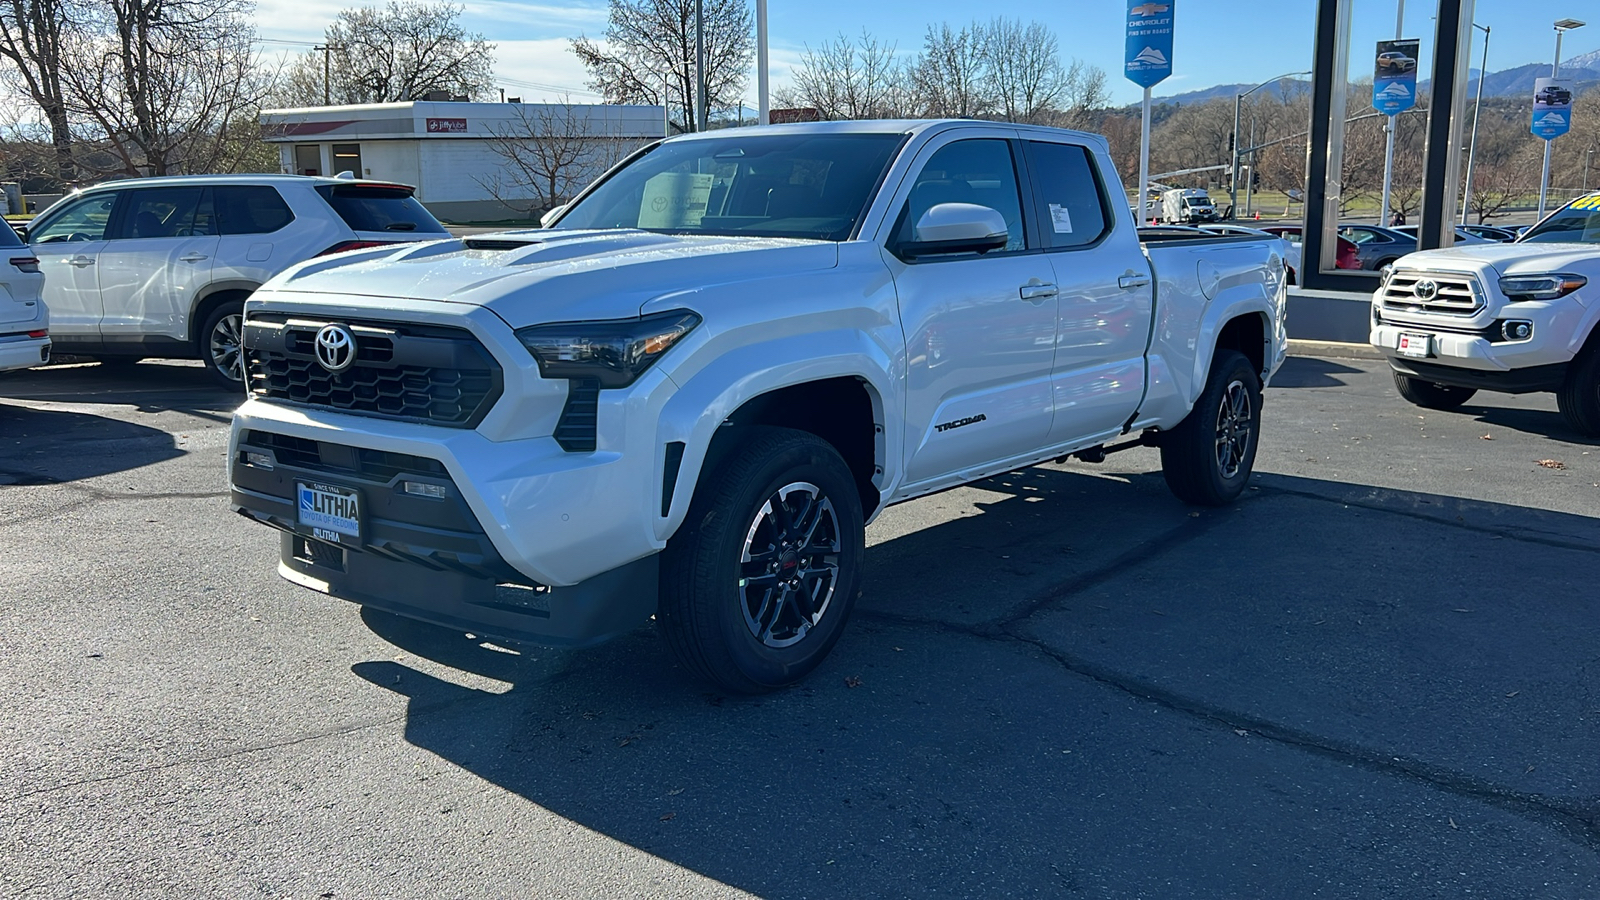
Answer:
572, 0, 750, 131
0, 0, 81, 181
908, 23, 987, 119
476, 100, 643, 216
63, 0, 276, 176
277, 2, 493, 106
779, 30, 905, 120
978, 18, 1066, 124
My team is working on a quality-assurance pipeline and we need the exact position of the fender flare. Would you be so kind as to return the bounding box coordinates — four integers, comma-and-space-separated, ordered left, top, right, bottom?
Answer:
651, 328, 898, 542
188, 281, 261, 345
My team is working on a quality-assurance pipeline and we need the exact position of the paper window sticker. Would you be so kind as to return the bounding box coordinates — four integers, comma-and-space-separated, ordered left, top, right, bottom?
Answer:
1049, 203, 1073, 234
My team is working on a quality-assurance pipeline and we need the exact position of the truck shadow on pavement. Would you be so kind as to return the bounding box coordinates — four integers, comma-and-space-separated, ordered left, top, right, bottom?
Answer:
350, 464, 1600, 897
1268, 355, 1368, 388
0, 403, 184, 483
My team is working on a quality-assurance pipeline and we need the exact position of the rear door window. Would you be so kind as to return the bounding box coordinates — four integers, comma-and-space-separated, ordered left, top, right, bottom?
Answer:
314, 185, 446, 234
1024, 141, 1110, 250
216, 185, 295, 235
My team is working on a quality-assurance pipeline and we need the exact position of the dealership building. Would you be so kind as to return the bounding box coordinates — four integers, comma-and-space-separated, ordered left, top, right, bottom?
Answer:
260, 100, 666, 222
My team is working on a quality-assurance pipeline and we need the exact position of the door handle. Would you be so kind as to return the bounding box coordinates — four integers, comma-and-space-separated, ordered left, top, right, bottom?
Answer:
178, 253, 209, 263
1019, 283, 1058, 301
67, 255, 95, 267
1118, 273, 1152, 290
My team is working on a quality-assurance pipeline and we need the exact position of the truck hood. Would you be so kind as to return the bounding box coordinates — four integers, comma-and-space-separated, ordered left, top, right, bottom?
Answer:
259, 229, 841, 323
1395, 242, 1599, 277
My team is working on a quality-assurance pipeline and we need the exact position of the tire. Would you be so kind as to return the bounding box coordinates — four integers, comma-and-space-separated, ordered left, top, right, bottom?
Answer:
1392, 371, 1476, 410
1160, 349, 1262, 506
199, 300, 246, 390
1374, 257, 1398, 271
1557, 344, 1600, 437
658, 427, 865, 693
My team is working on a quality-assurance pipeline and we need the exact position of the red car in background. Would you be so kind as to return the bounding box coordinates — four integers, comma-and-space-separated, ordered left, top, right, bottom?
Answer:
1258, 225, 1360, 281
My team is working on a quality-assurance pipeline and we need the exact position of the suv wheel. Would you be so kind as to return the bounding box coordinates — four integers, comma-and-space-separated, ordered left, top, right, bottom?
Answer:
1160, 349, 1262, 506
1557, 344, 1600, 437
200, 300, 246, 390
659, 427, 865, 693
1393, 371, 1475, 410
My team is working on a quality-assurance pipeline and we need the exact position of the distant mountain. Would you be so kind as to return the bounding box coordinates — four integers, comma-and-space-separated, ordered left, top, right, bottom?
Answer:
1145, 51, 1600, 108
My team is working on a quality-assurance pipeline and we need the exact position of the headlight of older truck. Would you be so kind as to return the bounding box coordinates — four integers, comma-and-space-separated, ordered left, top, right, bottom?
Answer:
516, 310, 701, 388
1498, 274, 1587, 301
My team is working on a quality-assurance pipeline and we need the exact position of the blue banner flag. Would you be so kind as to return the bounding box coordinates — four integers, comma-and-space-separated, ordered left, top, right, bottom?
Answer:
1372, 38, 1419, 115
1125, 1, 1174, 89
1531, 77, 1573, 140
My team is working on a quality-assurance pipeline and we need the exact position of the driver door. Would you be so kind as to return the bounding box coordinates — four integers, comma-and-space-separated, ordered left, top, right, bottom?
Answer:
881, 132, 1059, 490
28, 191, 122, 338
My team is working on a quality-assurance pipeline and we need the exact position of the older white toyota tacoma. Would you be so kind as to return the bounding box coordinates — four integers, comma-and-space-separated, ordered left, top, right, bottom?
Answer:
229, 120, 1287, 692
1372, 194, 1600, 433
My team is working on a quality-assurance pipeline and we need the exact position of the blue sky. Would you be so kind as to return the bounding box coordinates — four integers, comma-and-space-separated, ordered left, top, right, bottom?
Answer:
254, 0, 1600, 107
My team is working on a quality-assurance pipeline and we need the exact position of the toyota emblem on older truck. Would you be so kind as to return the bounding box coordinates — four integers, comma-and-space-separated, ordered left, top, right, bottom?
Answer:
1413, 279, 1439, 301
314, 324, 355, 372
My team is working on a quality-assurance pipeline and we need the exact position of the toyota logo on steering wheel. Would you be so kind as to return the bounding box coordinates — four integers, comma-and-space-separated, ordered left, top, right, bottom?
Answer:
314, 324, 356, 372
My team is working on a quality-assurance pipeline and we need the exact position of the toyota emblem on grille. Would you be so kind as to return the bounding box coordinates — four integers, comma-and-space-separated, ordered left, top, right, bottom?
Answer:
1413, 279, 1439, 301
314, 324, 355, 372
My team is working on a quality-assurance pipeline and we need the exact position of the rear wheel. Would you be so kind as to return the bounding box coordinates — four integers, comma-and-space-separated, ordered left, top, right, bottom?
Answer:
1557, 345, 1600, 437
658, 427, 865, 693
1160, 349, 1262, 506
1393, 371, 1476, 410
200, 300, 246, 390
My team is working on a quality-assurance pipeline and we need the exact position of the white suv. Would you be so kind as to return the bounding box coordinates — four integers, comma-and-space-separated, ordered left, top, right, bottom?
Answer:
24, 175, 448, 386
0, 221, 48, 374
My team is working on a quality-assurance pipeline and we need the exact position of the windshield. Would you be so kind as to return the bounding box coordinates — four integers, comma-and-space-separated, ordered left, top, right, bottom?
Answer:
1521, 198, 1600, 244
553, 133, 905, 241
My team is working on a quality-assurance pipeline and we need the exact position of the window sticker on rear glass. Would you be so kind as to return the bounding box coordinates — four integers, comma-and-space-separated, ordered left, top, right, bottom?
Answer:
1048, 203, 1074, 234
639, 172, 713, 228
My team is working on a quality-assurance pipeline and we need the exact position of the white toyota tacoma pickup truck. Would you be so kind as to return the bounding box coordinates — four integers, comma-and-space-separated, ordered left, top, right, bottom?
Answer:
1372, 194, 1600, 434
229, 120, 1288, 691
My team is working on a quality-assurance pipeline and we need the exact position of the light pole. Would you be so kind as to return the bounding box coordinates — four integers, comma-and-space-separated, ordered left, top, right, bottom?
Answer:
756, 0, 769, 125
695, 0, 707, 131
1538, 18, 1585, 218
1231, 70, 1310, 218
1586, 147, 1596, 192
1460, 23, 1490, 224
1378, 0, 1404, 227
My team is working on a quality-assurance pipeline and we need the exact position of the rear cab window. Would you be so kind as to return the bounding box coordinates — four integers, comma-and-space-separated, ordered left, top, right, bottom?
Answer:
314, 184, 446, 235
1023, 141, 1111, 250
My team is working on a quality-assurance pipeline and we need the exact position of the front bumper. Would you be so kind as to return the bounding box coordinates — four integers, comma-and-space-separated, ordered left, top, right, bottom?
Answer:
1370, 294, 1586, 377
0, 332, 49, 372
230, 425, 660, 648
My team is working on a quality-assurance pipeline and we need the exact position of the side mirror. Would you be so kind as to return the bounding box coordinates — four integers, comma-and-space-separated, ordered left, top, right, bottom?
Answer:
900, 203, 1009, 258
539, 204, 568, 228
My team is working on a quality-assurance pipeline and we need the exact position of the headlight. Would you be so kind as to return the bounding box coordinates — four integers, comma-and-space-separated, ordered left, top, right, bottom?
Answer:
516, 310, 701, 388
1498, 274, 1587, 301
1378, 264, 1395, 288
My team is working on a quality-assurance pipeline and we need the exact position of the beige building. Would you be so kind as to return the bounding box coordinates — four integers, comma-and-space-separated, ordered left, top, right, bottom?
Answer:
260, 100, 666, 223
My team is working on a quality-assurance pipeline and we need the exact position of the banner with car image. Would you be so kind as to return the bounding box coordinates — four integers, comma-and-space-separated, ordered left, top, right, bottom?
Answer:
1372, 39, 1419, 115
1531, 77, 1573, 140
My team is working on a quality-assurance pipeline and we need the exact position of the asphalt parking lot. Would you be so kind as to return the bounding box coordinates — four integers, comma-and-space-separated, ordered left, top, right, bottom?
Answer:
4, 353, 1600, 898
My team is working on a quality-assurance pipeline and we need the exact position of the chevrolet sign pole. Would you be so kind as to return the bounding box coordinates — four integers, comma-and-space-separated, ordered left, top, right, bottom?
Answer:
1126, 1, 1174, 224
1377, 3, 1404, 226
1537, 19, 1584, 218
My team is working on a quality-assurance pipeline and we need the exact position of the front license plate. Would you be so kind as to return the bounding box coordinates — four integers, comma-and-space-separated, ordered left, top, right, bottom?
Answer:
1398, 332, 1432, 358
297, 482, 361, 544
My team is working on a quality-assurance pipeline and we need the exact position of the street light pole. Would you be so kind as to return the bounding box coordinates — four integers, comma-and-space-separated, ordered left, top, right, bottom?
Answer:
1460, 23, 1490, 224
1586, 148, 1595, 192
695, 0, 707, 131
1230, 70, 1311, 219
756, 0, 769, 125
1538, 19, 1584, 218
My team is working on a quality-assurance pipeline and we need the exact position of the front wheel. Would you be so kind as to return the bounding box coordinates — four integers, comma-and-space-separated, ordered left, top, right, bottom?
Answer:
658, 427, 865, 693
1393, 371, 1475, 410
200, 300, 246, 390
1557, 344, 1600, 437
1160, 349, 1262, 506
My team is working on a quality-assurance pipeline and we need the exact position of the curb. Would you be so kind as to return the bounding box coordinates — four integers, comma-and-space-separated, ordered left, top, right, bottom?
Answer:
1287, 339, 1384, 360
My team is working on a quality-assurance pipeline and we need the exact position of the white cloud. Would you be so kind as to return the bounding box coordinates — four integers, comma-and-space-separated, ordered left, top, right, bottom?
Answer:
492, 39, 602, 102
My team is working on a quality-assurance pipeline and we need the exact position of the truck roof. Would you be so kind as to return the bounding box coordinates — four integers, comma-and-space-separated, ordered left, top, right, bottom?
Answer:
661, 118, 1110, 151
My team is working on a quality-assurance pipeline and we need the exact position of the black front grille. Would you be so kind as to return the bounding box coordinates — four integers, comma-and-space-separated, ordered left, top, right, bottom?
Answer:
241, 429, 447, 482
244, 315, 502, 427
